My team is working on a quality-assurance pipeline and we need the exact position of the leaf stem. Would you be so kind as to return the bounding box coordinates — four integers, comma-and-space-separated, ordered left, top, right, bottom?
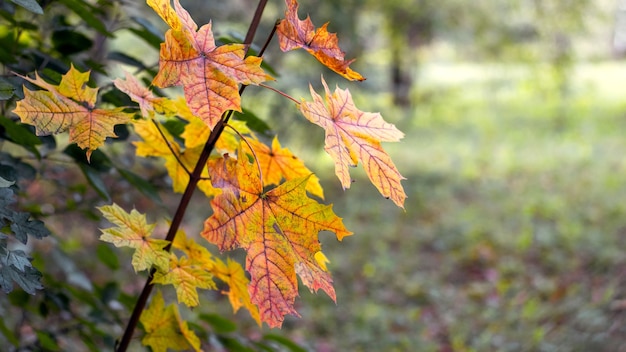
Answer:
258, 21, 279, 57
150, 118, 192, 176
259, 83, 300, 105
225, 123, 264, 186
115, 0, 269, 350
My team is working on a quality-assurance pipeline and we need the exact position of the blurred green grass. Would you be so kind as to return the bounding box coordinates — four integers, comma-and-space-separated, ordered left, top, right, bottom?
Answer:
279, 63, 626, 351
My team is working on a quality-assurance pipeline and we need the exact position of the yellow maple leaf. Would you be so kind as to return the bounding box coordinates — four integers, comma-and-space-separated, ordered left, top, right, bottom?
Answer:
132, 119, 218, 197
172, 230, 260, 324
13, 64, 131, 160
140, 290, 201, 352
213, 257, 261, 326
98, 204, 169, 272
152, 253, 216, 307
243, 136, 324, 199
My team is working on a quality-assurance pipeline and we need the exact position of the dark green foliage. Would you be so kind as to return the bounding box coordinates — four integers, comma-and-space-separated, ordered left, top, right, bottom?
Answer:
0, 185, 50, 294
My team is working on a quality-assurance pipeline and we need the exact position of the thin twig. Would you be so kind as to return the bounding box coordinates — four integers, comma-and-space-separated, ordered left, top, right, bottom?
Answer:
225, 123, 264, 186
259, 83, 300, 104
150, 118, 191, 176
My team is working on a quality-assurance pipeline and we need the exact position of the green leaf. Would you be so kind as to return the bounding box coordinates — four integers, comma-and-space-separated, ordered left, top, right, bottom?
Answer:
199, 313, 237, 334
0, 319, 19, 347
162, 118, 186, 138
107, 51, 147, 70
234, 109, 271, 136
36, 331, 60, 351
0, 260, 43, 294
0, 116, 43, 148
96, 243, 120, 270
129, 16, 164, 50
262, 334, 307, 352
63, 144, 112, 172
57, 0, 112, 37
78, 163, 110, 201
9, 213, 49, 244
117, 168, 162, 204
10, 0, 43, 15
52, 29, 93, 55
0, 77, 16, 100
215, 336, 255, 352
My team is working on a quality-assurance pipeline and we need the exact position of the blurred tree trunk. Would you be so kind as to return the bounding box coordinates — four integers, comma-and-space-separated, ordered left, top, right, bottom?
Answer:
387, 4, 433, 107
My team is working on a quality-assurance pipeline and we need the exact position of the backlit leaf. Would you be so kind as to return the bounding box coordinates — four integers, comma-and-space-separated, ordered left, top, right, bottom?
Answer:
13, 65, 131, 160
299, 77, 406, 207
113, 71, 177, 118
132, 118, 218, 197
201, 147, 351, 327
152, 253, 216, 307
243, 136, 324, 199
173, 230, 261, 323
212, 257, 261, 326
98, 204, 169, 272
277, 0, 364, 81
148, 0, 272, 129
140, 290, 201, 352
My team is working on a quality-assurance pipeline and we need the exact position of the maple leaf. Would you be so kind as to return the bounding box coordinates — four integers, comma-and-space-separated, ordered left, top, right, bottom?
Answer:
148, 0, 271, 130
277, 0, 365, 81
201, 148, 352, 327
113, 71, 177, 118
243, 136, 324, 199
172, 229, 215, 269
98, 204, 170, 272
299, 77, 407, 207
212, 257, 261, 326
152, 253, 216, 307
177, 98, 252, 153
13, 64, 131, 160
140, 290, 201, 352
173, 230, 261, 324
132, 119, 218, 197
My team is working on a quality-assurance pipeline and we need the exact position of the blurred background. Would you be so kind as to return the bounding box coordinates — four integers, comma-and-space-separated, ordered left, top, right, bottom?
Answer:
5, 0, 626, 350
196, 0, 626, 350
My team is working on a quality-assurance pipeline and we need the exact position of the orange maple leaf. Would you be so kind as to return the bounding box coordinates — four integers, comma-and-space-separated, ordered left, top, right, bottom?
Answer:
13, 64, 130, 160
113, 71, 176, 118
201, 148, 351, 327
243, 136, 324, 199
177, 97, 252, 153
277, 0, 365, 81
299, 77, 406, 207
148, 0, 272, 130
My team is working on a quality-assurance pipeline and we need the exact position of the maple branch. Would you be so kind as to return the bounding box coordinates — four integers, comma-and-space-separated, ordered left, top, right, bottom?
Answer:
259, 83, 300, 104
258, 21, 279, 57
243, 0, 268, 51
150, 118, 192, 176
116, 1, 270, 349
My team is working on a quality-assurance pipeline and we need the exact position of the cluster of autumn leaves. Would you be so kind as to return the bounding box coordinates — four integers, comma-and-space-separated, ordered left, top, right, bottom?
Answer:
12, 0, 405, 349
